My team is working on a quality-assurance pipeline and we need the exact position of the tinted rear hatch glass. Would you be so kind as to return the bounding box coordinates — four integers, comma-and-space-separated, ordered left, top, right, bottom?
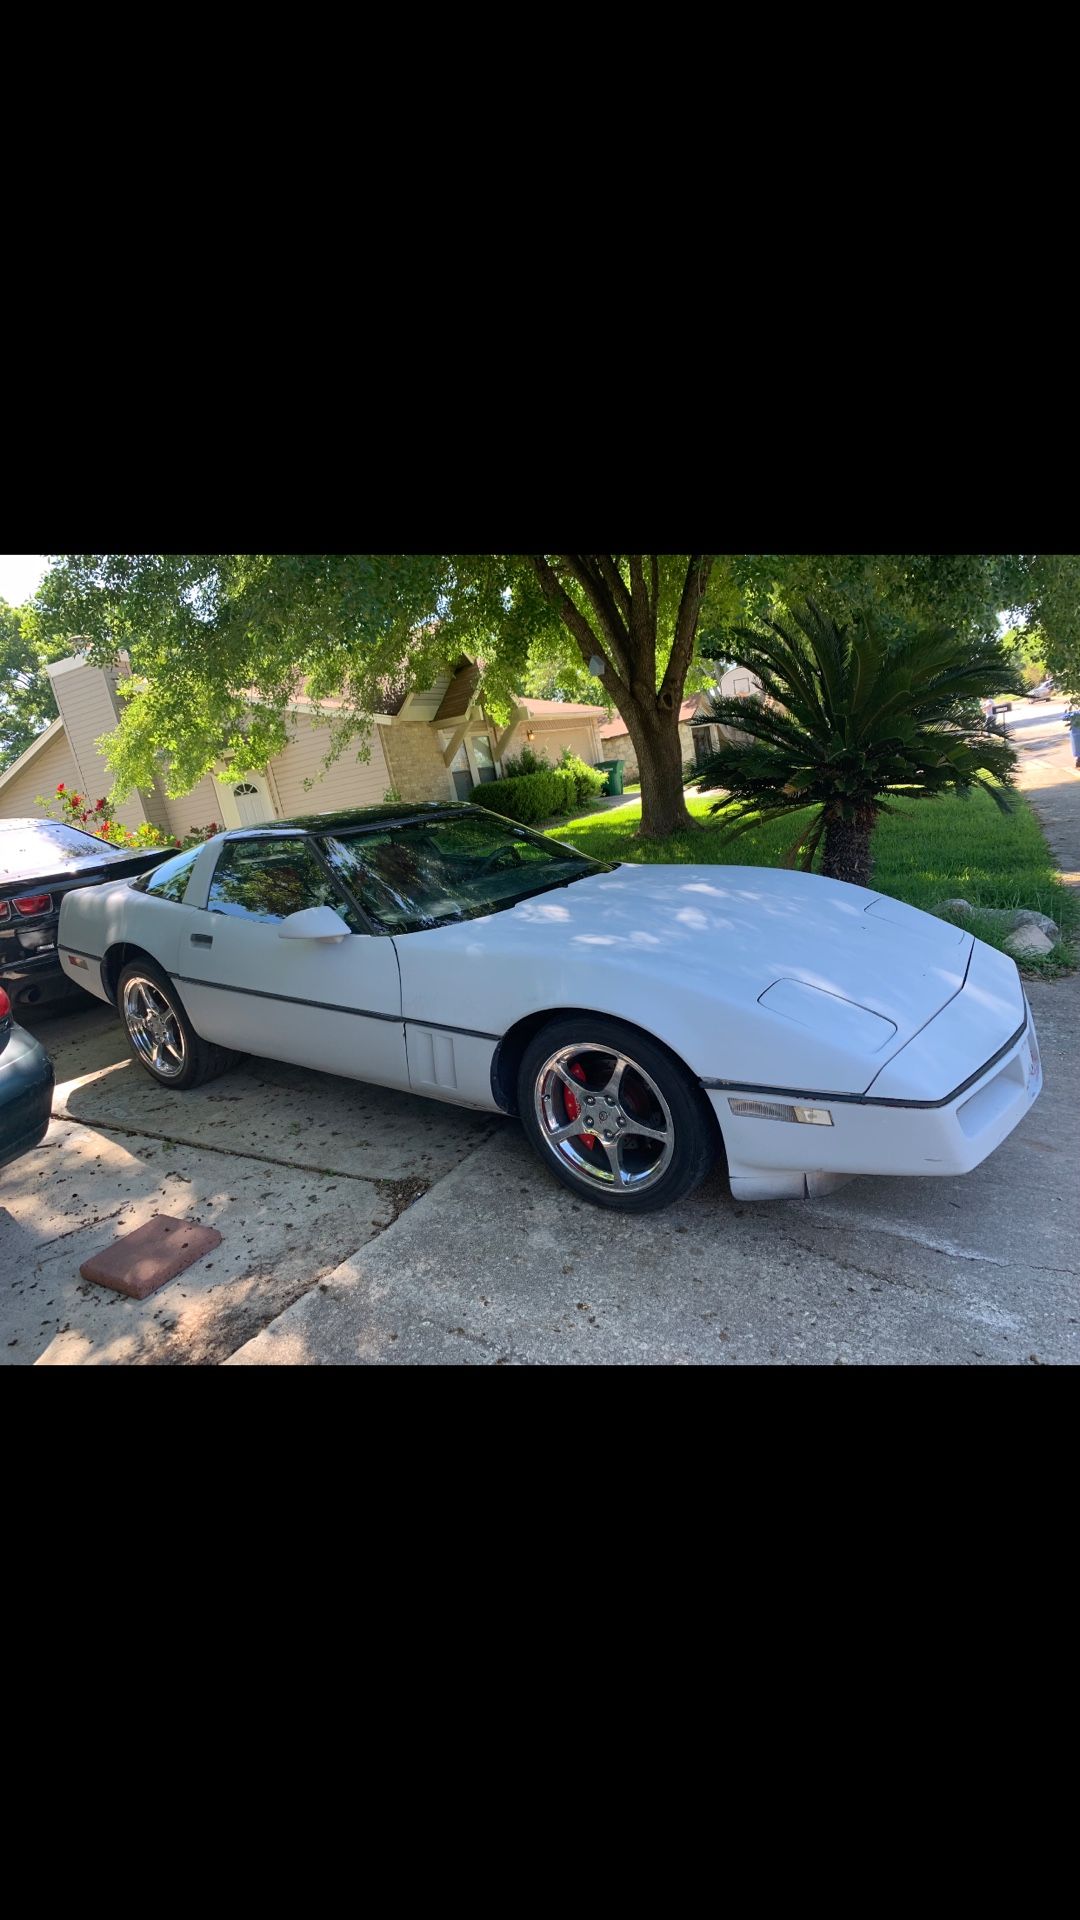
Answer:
0, 823, 167, 890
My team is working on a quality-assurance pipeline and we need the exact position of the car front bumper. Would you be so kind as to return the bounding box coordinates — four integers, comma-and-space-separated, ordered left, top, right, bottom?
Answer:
709, 1002, 1043, 1202
0, 1024, 55, 1171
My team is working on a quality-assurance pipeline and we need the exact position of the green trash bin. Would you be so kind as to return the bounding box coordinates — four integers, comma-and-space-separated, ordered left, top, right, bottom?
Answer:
595, 758, 625, 796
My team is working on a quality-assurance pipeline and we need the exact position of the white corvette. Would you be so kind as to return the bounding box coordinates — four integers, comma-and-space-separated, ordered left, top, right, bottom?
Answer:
56, 802, 1042, 1211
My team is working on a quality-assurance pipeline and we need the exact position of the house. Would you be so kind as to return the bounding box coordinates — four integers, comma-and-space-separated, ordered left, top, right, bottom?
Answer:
596, 669, 764, 781
0, 652, 610, 833
598, 695, 706, 782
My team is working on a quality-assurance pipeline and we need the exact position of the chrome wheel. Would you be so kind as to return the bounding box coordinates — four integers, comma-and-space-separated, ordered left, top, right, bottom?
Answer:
533, 1042, 674, 1193
122, 975, 187, 1079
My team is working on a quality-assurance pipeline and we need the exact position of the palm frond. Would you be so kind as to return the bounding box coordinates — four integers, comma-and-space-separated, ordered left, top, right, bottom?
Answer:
781, 808, 828, 870
692, 597, 1021, 842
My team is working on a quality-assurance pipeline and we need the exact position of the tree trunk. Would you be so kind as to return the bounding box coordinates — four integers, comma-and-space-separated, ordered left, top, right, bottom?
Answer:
527, 555, 711, 841
822, 810, 876, 888
629, 703, 694, 838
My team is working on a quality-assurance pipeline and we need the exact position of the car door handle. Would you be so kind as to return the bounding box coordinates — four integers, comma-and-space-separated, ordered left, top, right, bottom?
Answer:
190, 933, 213, 947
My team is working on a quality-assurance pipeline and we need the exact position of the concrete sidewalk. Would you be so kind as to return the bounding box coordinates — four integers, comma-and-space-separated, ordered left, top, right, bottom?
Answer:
1010, 695, 1080, 892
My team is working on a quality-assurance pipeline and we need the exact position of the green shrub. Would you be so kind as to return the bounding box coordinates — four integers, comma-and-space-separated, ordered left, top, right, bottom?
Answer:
557, 747, 606, 804
472, 767, 577, 824
503, 743, 550, 778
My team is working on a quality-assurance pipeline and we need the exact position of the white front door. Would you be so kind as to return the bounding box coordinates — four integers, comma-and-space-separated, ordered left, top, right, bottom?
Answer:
213, 772, 275, 829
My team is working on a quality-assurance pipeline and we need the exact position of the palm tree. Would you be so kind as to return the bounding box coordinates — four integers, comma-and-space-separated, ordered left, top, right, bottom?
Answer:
690, 600, 1023, 888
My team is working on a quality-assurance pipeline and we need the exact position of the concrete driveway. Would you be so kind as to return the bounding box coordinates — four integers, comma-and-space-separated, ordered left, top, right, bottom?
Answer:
2, 697, 1076, 1365
0, 1001, 501, 1365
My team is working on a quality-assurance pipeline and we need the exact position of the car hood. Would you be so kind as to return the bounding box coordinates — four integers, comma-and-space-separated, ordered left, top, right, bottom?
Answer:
496, 862, 973, 1043
395, 862, 977, 1094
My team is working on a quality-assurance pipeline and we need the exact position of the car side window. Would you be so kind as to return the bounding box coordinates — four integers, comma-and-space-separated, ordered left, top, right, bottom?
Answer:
206, 837, 360, 928
130, 847, 201, 904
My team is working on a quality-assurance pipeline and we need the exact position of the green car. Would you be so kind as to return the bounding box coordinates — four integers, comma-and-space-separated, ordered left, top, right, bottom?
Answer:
0, 987, 54, 1172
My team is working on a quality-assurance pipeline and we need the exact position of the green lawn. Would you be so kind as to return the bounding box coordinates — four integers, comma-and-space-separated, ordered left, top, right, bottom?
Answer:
551, 788, 1077, 974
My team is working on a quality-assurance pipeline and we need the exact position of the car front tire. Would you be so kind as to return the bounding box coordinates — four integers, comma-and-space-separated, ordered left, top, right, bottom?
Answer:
517, 1016, 717, 1213
116, 959, 236, 1090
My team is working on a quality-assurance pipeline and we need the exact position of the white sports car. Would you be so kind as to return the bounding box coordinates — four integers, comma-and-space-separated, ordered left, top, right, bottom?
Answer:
55, 802, 1042, 1211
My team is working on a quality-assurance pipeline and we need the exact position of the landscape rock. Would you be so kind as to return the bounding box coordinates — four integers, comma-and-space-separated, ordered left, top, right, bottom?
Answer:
1010, 909, 1060, 937
933, 901, 1060, 940
1004, 925, 1055, 959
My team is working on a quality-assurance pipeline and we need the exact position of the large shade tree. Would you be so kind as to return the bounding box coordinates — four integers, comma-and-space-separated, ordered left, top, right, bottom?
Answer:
34, 554, 739, 838
30, 553, 1079, 836
1016, 552, 1080, 698
0, 598, 63, 771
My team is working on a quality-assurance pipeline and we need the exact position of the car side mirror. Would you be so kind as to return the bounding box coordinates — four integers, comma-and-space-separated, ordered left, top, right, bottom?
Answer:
278, 906, 351, 942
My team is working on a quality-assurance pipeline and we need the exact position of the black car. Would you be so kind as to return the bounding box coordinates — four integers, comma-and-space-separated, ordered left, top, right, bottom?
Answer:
0, 818, 172, 1014
0, 985, 53, 1170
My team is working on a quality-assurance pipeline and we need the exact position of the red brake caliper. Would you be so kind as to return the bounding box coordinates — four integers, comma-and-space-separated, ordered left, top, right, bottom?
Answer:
563, 1060, 597, 1150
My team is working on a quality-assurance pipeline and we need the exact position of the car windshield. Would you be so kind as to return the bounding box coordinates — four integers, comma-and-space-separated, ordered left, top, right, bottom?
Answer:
0, 819, 116, 883
320, 814, 612, 933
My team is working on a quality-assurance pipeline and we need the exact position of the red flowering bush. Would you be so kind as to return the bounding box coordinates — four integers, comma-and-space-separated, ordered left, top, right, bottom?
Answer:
179, 821, 221, 849
37, 784, 179, 851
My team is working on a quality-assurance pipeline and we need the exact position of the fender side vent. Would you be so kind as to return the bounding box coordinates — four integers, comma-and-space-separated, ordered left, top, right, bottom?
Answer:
728, 1098, 798, 1123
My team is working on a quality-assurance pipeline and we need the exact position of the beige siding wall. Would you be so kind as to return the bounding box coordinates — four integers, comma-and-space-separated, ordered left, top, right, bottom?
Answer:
500, 718, 603, 771
47, 662, 150, 831
163, 774, 221, 840
382, 722, 455, 804
0, 729, 84, 820
527, 719, 602, 768
268, 714, 391, 816
139, 778, 173, 834
159, 719, 393, 841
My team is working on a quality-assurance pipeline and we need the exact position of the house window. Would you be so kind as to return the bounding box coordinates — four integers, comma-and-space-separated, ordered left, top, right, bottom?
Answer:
437, 729, 499, 799
470, 734, 497, 784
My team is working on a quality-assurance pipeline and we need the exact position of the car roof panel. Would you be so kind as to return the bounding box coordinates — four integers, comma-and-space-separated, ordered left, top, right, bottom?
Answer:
225, 801, 486, 839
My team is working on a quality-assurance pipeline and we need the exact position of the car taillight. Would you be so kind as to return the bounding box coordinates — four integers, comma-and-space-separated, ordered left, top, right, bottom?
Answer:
13, 893, 51, 916
0, 986, 11, 1018
0, 900, 9, 920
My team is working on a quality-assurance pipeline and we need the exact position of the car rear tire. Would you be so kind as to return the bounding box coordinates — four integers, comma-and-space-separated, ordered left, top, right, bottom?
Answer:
116, 959, 236, 1090
517, 1016, 717, 1213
